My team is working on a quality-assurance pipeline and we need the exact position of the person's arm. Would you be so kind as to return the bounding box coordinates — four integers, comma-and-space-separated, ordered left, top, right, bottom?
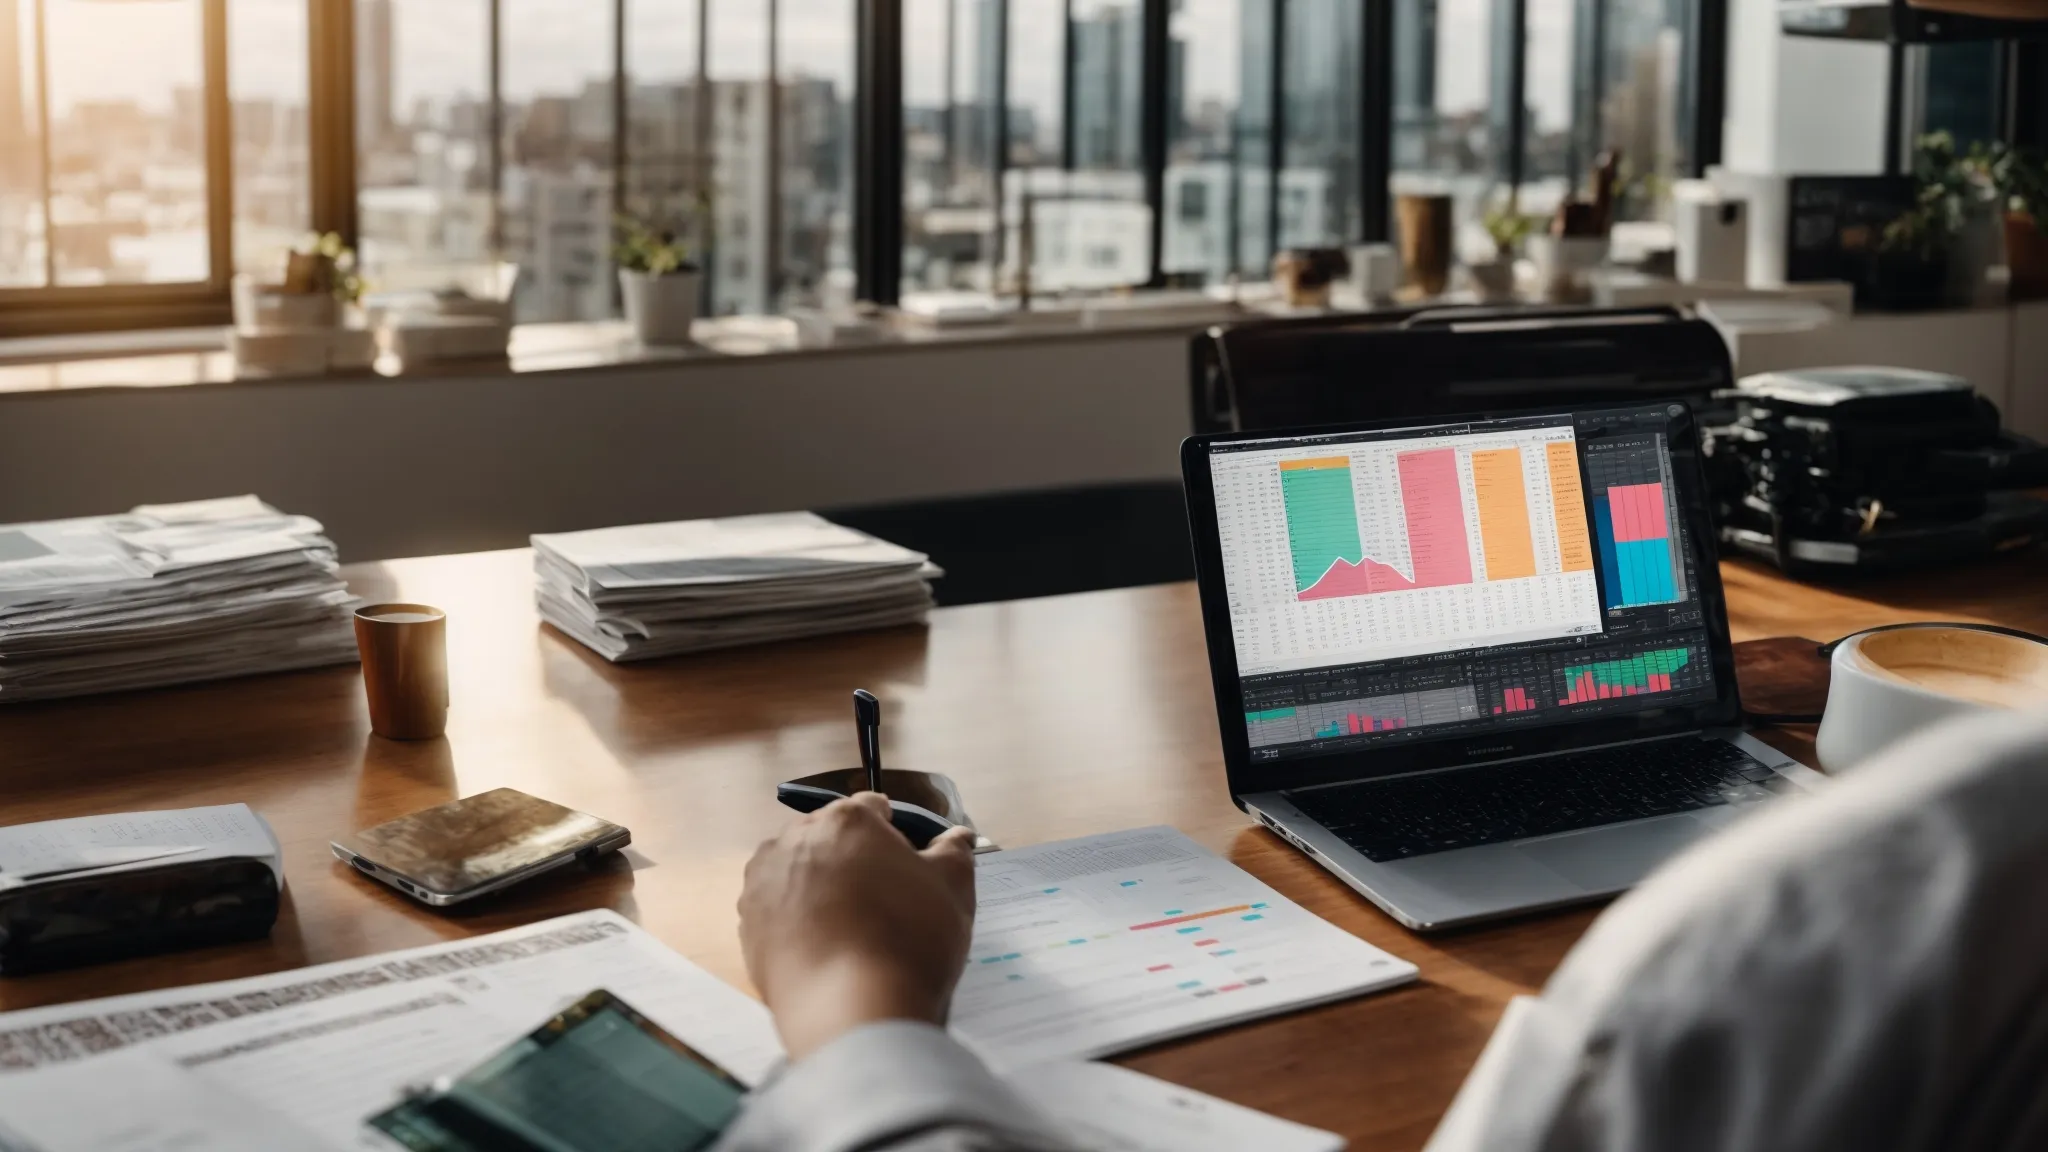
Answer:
715, 792, 1077, 1152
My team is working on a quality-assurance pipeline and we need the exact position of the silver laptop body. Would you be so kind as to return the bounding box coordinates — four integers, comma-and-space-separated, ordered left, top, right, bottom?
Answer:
1242, 729, 1824, 931
1182, 402, 1826, 932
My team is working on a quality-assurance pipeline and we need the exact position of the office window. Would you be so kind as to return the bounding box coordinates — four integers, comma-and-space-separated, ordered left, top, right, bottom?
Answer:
1393, 0, 1502, 254
1164, 0, 1240, 282
902, 0, 997, 296
1922, 44, 2002, 149
777, 0, 855, 310
355, 0, 493, 296
229, 0, 310, 279
0, 0, 1731, 332
1280, 0, 1362, 248
1521, 0, 1577, 218
1233, 0, 1274, 273
0, 0, 46, 287
703, 1, 767, 315
623, 0, 703, 300
1031, 0, 1150, 293
44, 0, 210, 286
1591, 0, 1689, 221
501, 0, 616, 322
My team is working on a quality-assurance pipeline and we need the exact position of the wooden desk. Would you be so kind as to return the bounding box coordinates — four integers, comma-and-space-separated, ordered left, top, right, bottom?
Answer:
3, 550, 2045, 1149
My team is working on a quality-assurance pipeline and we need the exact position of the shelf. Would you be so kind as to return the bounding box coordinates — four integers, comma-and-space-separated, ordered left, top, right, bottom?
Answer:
1780, 0, 2048, 42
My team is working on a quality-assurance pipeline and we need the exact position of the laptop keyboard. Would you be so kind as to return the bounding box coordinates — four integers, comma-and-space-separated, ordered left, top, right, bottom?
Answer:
1285, 739, 1794, 863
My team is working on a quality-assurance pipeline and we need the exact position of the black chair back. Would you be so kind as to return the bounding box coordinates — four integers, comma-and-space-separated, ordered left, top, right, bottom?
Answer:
1191, 306, 1734, 433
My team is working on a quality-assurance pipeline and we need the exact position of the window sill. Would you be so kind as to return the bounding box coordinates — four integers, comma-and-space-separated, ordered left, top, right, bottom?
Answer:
0, 290, 1386, 396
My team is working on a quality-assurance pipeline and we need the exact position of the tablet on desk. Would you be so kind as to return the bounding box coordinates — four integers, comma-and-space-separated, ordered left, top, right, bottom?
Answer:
331, 788, 630, 907
368, 989, 746, 1151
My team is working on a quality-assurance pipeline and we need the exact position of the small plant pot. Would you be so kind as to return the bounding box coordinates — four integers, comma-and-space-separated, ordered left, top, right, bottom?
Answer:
2005, 212, 2048, 302
1526, 235, 1607, 303
619, 267, 702, 346
1862, 249, 1949, 312
1464, 258, 1517, 302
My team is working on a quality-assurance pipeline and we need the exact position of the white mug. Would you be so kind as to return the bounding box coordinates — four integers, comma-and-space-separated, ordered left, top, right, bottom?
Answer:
1815, 624, 2048, 774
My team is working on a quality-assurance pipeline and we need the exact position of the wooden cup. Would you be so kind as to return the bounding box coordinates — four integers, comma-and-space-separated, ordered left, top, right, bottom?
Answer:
1396, 193, 1454, 298
354, 603, 449, 740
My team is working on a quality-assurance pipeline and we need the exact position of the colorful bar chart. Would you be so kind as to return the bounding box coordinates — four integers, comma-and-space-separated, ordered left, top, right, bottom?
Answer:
1585, 436, 1687, 610
1281, 457, 1365, 594
1492, 687, 1538, 715
1471, 447, 1537, 581
1558, 647, 1692, 705
1593, 482, 1680, 607
1316, 714, 1408, 737
1244, 684, 1481, 747
1288, 448, 1474, 601
1545, 441, 1595, 573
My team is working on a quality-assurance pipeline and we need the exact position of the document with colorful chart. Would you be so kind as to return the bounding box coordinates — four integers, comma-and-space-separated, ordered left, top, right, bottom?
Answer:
951, 826, 1417, 1071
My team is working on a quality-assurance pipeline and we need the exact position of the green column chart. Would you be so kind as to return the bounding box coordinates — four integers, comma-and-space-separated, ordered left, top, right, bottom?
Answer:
1279, 457, 1364, 594
1558, 646, 1697, 705
1244, 685, 1482, 748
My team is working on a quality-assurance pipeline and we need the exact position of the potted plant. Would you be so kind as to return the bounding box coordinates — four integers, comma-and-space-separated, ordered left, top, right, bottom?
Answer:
614, 211, 702, 346
1918, 132, 2001, 307
1986, 142, 2048, 301
1468, 197, 1533, 301
1869, 204, 1950, 312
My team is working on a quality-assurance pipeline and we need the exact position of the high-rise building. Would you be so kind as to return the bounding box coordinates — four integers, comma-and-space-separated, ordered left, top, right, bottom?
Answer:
1070, 4, 1144, 171
0, 0, 28, 187
357, 0, 396, 151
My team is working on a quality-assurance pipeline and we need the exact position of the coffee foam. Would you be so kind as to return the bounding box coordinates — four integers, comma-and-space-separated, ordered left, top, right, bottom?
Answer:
1852, 627, 2048, 711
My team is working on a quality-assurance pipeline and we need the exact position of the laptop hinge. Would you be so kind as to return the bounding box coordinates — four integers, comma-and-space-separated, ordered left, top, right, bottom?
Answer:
1284, 729, 1713, 795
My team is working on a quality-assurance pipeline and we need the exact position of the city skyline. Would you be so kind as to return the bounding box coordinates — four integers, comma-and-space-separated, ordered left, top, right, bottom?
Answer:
3, 0, 1687, 304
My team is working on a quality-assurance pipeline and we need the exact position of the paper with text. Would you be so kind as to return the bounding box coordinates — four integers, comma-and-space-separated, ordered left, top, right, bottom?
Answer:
1008, 1061, 1347, 1152
0, 804, 281, 888
0, 910, 780, 1084
953, 827, 1417, 1071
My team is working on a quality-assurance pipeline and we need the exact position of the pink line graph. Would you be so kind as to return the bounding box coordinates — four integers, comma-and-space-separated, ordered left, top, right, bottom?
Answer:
1299, 449, 1474, 600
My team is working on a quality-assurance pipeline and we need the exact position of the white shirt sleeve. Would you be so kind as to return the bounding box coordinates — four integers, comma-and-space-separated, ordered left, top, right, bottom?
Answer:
714, 1021, 1078, 1152
1424, 710, 2048, 1152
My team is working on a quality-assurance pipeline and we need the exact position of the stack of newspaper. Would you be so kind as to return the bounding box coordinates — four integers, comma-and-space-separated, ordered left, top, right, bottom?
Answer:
533, 512, 940, 662
0, 496, 361, 703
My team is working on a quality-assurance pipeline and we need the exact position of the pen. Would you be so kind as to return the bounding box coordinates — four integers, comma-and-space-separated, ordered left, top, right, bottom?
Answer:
854, 689, 883, 796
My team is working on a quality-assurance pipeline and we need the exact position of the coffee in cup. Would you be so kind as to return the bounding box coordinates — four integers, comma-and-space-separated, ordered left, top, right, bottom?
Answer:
1815, 624, 2048, 774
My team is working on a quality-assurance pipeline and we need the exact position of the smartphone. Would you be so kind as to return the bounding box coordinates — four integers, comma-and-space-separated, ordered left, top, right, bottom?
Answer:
331, 788, 630, 907
368, 989, 747, 1152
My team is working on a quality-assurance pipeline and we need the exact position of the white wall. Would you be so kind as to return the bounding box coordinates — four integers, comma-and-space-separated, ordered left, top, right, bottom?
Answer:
1723, 0, 1889, 176
0, 334, 1193, 562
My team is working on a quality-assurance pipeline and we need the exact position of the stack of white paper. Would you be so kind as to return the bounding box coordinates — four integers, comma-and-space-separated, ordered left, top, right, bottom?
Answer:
532, 512, 940, 662
0, 910, 1349, 1152
0, 804, 283, 893
0, 496, 360, 702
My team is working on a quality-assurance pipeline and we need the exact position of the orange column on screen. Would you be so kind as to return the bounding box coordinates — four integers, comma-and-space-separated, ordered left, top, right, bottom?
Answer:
1471, 447, 1537, 581
1545, 440, 1595, 573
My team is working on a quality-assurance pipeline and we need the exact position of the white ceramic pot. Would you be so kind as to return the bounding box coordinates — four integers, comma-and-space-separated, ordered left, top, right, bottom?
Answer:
1526, 235, 1607, 303
619, 267, 702, 346
1464, 258, 1517, 302
1348, 243, 1402, 305
1814, 624, 2048, 774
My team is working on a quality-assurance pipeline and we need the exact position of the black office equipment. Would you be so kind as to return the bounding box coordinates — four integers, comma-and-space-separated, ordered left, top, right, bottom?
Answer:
1701, 367, 2048, 575
370, 989, 747, 1151
1782, 175, 1923, 308
0, 857, 280, 976
1191, 307, 1734, 437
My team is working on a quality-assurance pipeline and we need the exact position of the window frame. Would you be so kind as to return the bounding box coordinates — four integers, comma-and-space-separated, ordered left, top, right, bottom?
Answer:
5, 0, 1734, 333
0, 0, 237, 335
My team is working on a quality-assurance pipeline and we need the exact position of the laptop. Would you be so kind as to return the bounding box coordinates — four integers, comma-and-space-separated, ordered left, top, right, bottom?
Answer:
1181, 401, 1826, 931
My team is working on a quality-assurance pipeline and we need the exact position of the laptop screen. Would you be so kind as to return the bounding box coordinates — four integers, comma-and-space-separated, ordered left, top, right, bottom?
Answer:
1205, 403, 1720, 764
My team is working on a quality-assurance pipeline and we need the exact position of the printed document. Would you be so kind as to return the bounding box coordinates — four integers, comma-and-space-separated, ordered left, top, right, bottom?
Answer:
1008, 1061, 1346, 1152
954, 827, 1417, 1071
0, 831, 1406, 1149
0, 804, 281, 890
